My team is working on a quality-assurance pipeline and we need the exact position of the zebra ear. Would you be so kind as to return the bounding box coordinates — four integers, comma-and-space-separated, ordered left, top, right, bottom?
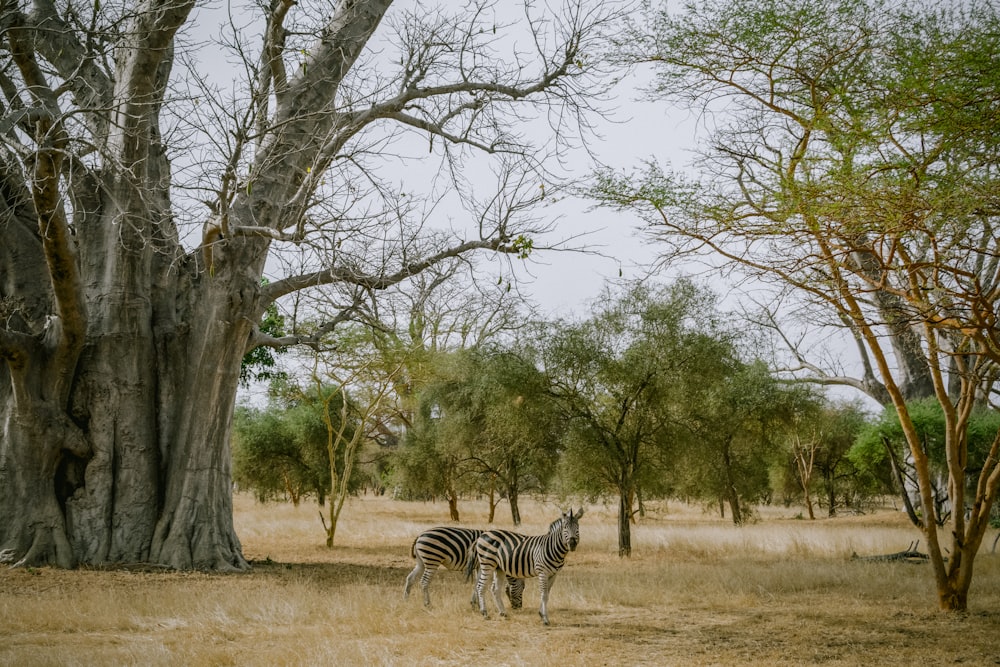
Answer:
575, 507, 585, 520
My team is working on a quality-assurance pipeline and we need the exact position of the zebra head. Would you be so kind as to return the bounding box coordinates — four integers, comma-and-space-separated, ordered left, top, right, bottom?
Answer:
561, 507, 584, 551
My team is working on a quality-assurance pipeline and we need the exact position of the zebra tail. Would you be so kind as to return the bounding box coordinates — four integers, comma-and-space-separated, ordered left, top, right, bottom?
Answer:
410, 536, 418, 560
464, 551, 480, 582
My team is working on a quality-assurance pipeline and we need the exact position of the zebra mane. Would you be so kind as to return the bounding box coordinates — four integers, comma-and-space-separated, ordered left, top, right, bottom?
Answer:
547, 517, 564, 534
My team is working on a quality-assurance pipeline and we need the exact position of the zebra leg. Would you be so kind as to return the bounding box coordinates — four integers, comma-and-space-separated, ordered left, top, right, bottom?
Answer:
404, 558, 424, 601
475, 565, 491, 619
506, 577, 524, 610
467, 552, 480, 607
419, 568, 435, 607
490, 570, 508, 619
538, 571, 557, 625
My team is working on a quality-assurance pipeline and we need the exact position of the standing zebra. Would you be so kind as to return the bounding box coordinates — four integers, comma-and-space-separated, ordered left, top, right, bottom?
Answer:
404, 527, 524, 608
474, 508, 584, 625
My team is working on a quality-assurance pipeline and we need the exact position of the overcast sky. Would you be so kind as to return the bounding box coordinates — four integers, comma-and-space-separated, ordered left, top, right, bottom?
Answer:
518, 67, 707, 317
183, 1, 708, 319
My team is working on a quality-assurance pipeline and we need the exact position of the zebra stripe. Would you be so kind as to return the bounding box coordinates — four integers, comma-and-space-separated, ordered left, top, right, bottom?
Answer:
404, 526, 524, 608
475, 508, 584, 625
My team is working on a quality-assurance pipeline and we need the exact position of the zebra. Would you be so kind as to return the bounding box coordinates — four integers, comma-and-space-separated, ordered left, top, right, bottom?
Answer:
404, 526, 525, 608
474, 508, 584, 625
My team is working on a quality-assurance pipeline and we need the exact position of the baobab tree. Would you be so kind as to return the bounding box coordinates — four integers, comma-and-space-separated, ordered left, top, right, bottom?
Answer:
0, 0, 621, 570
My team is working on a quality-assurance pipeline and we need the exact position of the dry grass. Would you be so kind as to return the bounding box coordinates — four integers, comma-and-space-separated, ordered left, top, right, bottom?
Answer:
2, 495, 999, 666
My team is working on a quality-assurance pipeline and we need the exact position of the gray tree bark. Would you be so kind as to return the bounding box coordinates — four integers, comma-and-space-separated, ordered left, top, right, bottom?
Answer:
0, 0, 616, 569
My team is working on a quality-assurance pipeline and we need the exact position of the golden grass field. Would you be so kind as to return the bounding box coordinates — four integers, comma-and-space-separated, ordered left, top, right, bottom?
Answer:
2, 494, 999, 666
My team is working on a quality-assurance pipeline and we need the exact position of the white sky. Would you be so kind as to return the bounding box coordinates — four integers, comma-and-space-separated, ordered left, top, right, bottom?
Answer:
181, 1, 705, 318
519, 69, 706, 316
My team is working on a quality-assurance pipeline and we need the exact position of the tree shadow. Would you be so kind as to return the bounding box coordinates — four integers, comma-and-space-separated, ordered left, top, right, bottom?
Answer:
248, 558, 411, 588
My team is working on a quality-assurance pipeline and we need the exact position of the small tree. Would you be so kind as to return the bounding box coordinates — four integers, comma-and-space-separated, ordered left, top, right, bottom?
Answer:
780, 400, 871, 518
232, 406, 321, 504
414, 345, 560, 525
542, 279, 725, 555
792, 431, 819, 520
298, 340, 402, 547
674, 360, 807, 525
232, 385, 362, 508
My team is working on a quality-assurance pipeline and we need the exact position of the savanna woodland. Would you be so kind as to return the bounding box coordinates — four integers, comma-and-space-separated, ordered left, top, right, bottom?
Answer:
1, 0, 998, 626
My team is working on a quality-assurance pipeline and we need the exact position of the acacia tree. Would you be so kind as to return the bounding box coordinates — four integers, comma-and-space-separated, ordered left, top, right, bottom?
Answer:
414, 345, 560, 525
0, 0, 622, 570
596, 0, 1000, 609
542, 279, 724, 556
231, 400, 335, 505
675, 360, 810, 525
762, 391, 868, 517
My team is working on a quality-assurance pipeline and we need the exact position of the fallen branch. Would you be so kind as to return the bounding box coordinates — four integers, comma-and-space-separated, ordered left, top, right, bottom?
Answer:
851, 540, 929, 563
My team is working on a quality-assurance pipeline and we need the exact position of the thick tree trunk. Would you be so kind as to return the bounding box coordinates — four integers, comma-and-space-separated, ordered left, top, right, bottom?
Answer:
0, 304, 254, 570
0, 220, 260, 571
85, 270, 255, 569
0, 0, 261, 571
149, 304, 252, 569
146, 267, 261, 569
0, 402, 86, 568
